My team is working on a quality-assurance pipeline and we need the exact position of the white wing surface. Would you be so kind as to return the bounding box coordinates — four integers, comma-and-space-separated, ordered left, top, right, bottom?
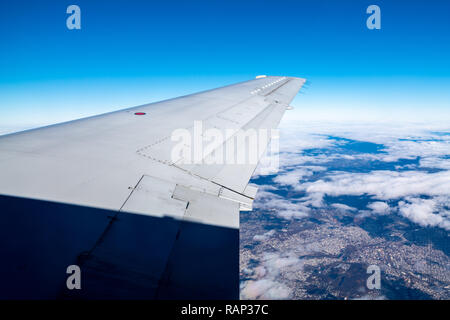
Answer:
0, 76, 305, 299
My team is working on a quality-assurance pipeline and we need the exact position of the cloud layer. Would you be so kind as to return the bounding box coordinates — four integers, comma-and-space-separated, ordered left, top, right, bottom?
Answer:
254, 120, 450, 230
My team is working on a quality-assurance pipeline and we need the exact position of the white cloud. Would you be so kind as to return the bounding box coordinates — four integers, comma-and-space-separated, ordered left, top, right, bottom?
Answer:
262, 252, 301, 272
398, 197, 450, 230
420, 157, 450, 170
331, 203, 357, 212
280, 120, 450, 165
253, 229, 276, 242
298, 192, 324, 208
354, 201, 392, 219
240, 251, 304, 300
253, 130, 337, 177
367, 201, 391, 215
273, 166, 326, 186
296, 170, 450, 229
380, 140, 450, 163
299, 170, 450, 200
240, 279, 291, 300
253, 189, 310, 220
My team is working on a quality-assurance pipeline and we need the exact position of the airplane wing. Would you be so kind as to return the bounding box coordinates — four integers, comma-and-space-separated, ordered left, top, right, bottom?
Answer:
0, 76, 305, 299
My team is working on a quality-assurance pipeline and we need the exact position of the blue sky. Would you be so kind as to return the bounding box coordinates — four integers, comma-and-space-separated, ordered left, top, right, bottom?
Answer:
1, 0, 449, 131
